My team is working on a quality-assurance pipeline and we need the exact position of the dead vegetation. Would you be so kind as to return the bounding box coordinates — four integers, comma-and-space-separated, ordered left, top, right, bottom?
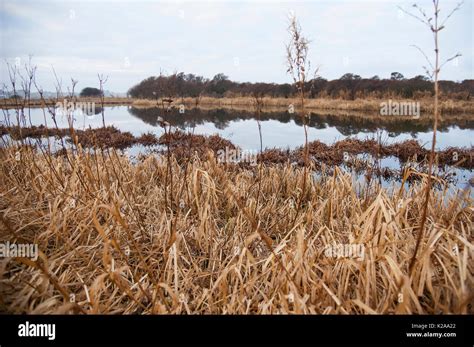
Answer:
131, 96, 474, 115
0, 97, 133, 109
0, 1, 471, 317
6, 96, 473, 115
2, 126, 472, 170
0, 145, 472, 314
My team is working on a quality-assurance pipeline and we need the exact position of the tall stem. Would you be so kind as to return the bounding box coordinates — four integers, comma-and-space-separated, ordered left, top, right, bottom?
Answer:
409, 1, 440, 276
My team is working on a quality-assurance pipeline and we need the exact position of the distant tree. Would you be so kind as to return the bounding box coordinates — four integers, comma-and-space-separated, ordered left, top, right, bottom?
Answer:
390, 72, 405, 80
340, 73, 361, 80
338, 73, 362, 99
278, 83, 293, 98
80, 87, 102, 97
209, 73, 233, 96
126, 71, 470, 101
212, 73, 229, 82
309, 77, 327, 98
413, 75, 430, 81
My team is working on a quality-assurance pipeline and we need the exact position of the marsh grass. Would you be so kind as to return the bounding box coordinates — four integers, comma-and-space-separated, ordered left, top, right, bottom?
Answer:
3, 96, 473, 115
0, 1, 471, 316
0, 145, 472, 314
1, 125, 472, 170
130, 96, 474, 115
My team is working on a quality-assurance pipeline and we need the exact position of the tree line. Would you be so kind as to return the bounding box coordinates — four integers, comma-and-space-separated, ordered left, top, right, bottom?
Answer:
127, 72, 474, 101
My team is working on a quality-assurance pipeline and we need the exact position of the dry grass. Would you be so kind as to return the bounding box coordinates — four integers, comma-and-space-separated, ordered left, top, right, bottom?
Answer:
0, 144, 472, 314
2, 126, 472, 170
1, 97, 133, 109
4, 96, 473, 115
132, 96, 474, 115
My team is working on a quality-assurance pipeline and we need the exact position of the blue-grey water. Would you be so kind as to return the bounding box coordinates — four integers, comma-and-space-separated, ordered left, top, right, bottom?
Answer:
1, 105, 472, 195
2, 105, 473, 150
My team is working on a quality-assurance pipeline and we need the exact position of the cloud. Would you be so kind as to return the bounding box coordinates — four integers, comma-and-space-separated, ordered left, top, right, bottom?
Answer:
0, 0, 471, 91
2, 1, 66, 32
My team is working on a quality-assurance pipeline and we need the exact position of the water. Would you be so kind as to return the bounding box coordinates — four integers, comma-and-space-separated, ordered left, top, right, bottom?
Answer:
2, 105, 473, 193
4, 105, 473, 150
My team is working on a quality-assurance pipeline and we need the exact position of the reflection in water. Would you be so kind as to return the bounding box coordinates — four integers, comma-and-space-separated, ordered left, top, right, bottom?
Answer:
3, 105, 472, 192
128, 107, 474, 137
87, 106, 103, 116
55, 105, 103, 117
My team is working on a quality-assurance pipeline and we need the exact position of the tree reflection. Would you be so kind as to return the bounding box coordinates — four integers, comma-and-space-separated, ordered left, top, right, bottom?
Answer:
128, 106, 474, 136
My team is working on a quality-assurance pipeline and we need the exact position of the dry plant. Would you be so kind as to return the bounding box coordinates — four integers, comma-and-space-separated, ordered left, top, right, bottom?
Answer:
0, 5, 472, 317
98, 74, 108, 128
399, 0, 464, 277
286, 14, 319, 226
0, 146, 472, 314
252, 90, 265, 214
126, 96, 474, 114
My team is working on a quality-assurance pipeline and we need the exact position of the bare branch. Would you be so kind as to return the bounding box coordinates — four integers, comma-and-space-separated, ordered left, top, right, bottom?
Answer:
439, 52, 462, 70
97, 73, 109, 127
410, 44, 435, 76
440, 1, 464, 27
51, 66, 63, 99
397, 5, 432, 29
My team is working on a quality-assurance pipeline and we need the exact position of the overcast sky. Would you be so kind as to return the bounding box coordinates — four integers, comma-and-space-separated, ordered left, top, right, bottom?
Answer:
0, 0, 472, 93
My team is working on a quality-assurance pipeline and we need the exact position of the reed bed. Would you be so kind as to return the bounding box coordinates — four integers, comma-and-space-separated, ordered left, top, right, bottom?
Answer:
2, 125, 472, 170
132, 96, 474, 115
4, 96, 472, 115
0, 144, 472, 314
1, 97, 133, 109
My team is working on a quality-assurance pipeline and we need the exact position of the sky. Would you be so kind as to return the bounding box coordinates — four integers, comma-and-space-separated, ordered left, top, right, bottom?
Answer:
0, 0, 472, 93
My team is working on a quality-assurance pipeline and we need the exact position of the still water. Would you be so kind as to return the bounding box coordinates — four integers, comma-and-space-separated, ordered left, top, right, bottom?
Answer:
5, 105, 473, 151
2, 105, 473, 193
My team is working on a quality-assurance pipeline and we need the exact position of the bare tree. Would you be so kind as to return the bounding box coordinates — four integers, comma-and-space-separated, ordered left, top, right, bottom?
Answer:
19, 56, 37, 127
252, 88, 264, 216
286, 14, 318, 226
399, 0, 463, 276
98, 73, 108, 127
